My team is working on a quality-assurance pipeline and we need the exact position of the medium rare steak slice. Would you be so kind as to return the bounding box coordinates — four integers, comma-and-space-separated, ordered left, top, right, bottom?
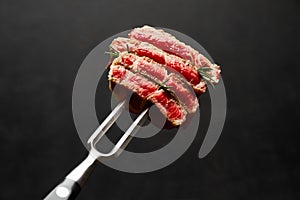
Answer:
108, 64, 158, 99
111, 37, 206, 94
148, 90, 187, 126
117, 52, 168, 83
112, 52, 199, 114
128, 25, 221, 83
108, 64, 187, 126
164, 73, 198, 113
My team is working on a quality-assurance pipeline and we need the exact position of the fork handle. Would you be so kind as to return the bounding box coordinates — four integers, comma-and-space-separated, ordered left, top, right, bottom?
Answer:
44, 178, 81, 200
44, 154, 97, 200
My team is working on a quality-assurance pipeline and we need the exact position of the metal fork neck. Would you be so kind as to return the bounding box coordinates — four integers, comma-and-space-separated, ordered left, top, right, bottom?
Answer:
66, 153, 98, 187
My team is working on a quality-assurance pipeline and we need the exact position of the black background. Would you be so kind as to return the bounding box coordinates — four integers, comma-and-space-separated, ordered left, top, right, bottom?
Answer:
1, 0, 299, 199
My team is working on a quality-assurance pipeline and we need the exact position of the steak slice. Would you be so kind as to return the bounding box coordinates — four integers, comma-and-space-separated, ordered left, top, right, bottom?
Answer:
113, 52, 199, 114
108, 64, 158, 99
128, 25, 221, 83
111, 37, 206, 94
164, 73, 199, 113
108, 63, 187, 126
117, 52, 168, 84
148, 90, 187, 126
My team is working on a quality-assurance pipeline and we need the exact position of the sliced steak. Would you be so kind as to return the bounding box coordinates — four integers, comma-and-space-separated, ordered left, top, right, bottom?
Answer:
112, 52, 199, 114
117, 52, 168, 83
164, 73, 199, 113
148, 90, 187, 126
111, 37, 206, 94
108, 63, 187, 126
108, 64, 158, 99
128, 25, 221, 83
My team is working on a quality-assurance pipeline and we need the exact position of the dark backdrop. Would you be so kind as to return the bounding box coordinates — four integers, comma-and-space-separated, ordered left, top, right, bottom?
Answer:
0, 0, 299, 199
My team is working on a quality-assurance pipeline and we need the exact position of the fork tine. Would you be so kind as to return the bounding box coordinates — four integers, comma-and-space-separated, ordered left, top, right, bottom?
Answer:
87, 100, 125, 146
110, 107, 149, 157
87, 99, 149, 159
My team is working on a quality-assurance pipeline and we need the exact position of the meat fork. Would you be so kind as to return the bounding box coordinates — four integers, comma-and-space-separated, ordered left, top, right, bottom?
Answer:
44, 100, 149, 200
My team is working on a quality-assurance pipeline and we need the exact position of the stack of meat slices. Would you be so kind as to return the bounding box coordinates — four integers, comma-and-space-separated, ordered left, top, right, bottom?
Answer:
107, 25, 221, 127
